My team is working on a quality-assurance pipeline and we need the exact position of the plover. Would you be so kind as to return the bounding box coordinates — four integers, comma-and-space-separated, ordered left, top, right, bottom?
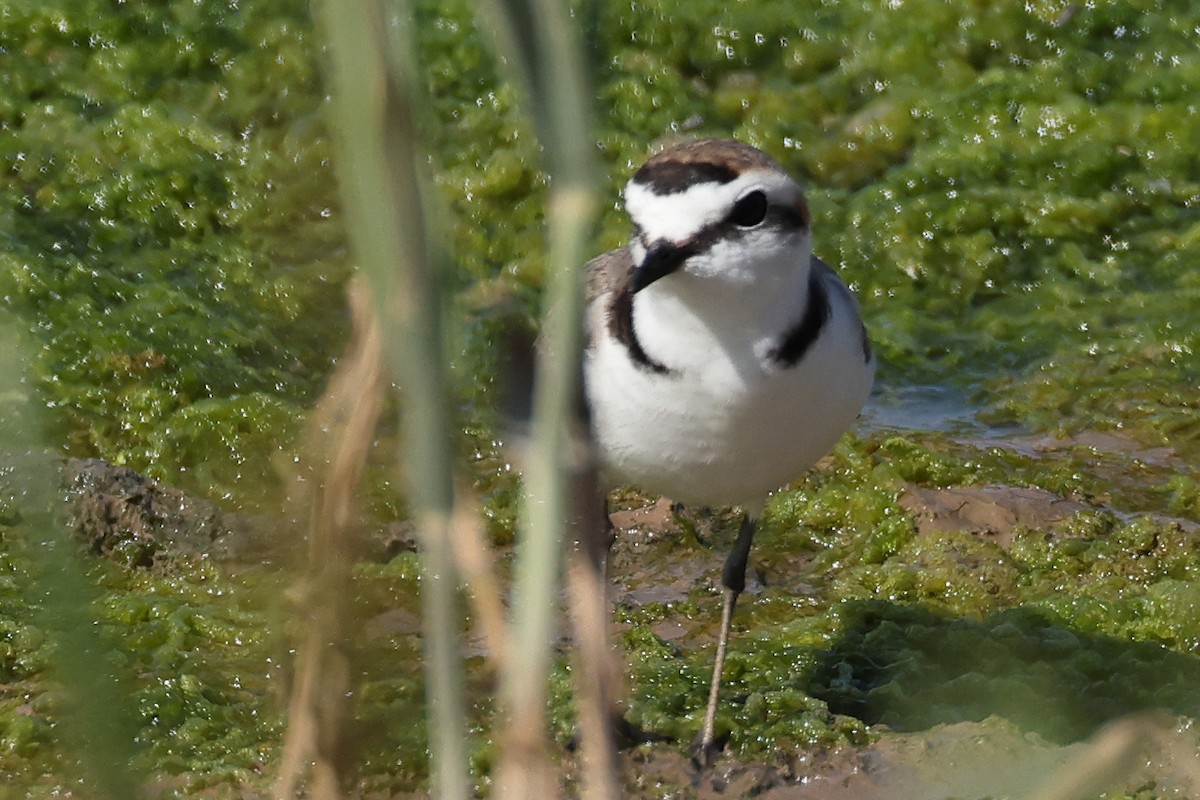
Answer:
582, 138, 875, 764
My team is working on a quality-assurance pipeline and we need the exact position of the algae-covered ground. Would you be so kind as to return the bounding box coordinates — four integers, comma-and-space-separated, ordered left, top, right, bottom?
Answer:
1, 0, 1198, 797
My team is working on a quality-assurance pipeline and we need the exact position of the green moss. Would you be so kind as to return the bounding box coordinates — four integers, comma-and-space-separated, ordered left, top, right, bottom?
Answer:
6, 0, 1198, 497
0, 0, 349, 509
619, 626, 709, 743
0, 535, 287, 795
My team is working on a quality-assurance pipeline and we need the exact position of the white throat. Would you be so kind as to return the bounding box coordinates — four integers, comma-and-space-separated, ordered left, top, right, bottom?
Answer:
633, 238, 813, 369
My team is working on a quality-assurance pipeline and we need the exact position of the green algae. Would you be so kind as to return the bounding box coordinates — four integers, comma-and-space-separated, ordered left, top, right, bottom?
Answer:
612, 503, 1200, 760
0, 0, 349, 509
0, 540, 287, 796
1, 0, 1199, 795
5, 0, 1197, 496
611, 426, 1200, 760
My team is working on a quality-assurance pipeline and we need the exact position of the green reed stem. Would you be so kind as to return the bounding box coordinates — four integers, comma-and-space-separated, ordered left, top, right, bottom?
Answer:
481, 0, 600, 761
0, 333, 141, 799
317, 3, 468, 798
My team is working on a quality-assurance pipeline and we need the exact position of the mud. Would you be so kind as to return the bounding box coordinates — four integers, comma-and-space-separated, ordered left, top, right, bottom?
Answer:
61, 457, 416, 568
609, 713, 1200, 800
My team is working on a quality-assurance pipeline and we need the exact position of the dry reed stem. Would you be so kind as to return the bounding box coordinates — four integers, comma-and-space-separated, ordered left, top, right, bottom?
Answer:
1028, 711, 1200, 800
566, 546, 622, 800
274, 279, 385, 800
493, 741, 561, 800
482, 0, 599, 792
448, 485, 511, 669
564, 431, 621, 800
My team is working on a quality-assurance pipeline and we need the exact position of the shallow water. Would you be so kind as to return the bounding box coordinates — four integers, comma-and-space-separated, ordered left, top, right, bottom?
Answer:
860, 384, 990, 436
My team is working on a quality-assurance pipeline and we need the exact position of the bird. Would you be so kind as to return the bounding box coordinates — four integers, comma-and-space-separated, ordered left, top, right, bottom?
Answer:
581, 138, 875, 766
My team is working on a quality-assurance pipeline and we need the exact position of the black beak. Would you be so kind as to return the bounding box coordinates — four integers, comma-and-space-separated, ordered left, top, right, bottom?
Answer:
630, 241, 689, 293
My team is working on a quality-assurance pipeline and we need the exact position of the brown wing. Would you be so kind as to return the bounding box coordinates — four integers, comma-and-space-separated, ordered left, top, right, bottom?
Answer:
584, 246, 635, 304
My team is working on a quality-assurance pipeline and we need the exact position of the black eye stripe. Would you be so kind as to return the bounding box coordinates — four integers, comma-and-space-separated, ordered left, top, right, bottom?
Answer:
652, 203, 806, 260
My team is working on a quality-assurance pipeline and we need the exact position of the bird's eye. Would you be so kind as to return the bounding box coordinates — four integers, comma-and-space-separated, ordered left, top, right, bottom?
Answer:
729, 190, 769, 227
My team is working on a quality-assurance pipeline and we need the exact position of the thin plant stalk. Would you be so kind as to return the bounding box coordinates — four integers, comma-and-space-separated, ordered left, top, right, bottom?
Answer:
478, 0, 603, 796
1028, 712, 1200, 800
0, 333, 142, 799
274, 279, 386, 800
316, 2, 468, 798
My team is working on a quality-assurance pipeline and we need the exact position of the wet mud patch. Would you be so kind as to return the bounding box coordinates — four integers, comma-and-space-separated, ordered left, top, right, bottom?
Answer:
64, 457, 279, 568
900, 484, 1091, 548
61, 457, 416, 569
610, 714, 1200, 800
32, 454, 1200, 797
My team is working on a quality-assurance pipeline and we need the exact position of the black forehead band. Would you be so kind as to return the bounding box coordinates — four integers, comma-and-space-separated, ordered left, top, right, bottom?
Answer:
632, 161, 739, 194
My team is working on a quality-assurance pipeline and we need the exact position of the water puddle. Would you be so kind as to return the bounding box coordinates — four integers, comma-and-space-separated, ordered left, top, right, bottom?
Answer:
859, 383, 994, 437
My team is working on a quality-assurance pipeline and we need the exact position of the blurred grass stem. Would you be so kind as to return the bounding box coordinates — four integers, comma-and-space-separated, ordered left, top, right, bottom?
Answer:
479, 0, 603, 796
0, 333, 141, 799
274, 280, 385, 800
317, 2, 468, 798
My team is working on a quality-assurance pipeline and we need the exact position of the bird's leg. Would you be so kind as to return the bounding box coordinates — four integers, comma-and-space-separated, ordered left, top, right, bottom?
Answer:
694, 513, 758, 769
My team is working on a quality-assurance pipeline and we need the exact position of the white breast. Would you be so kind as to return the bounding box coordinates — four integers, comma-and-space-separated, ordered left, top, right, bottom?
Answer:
584, 266, 874, 508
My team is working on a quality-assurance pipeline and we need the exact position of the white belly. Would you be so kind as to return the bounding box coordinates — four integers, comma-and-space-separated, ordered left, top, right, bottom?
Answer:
584, 289, 873, 507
